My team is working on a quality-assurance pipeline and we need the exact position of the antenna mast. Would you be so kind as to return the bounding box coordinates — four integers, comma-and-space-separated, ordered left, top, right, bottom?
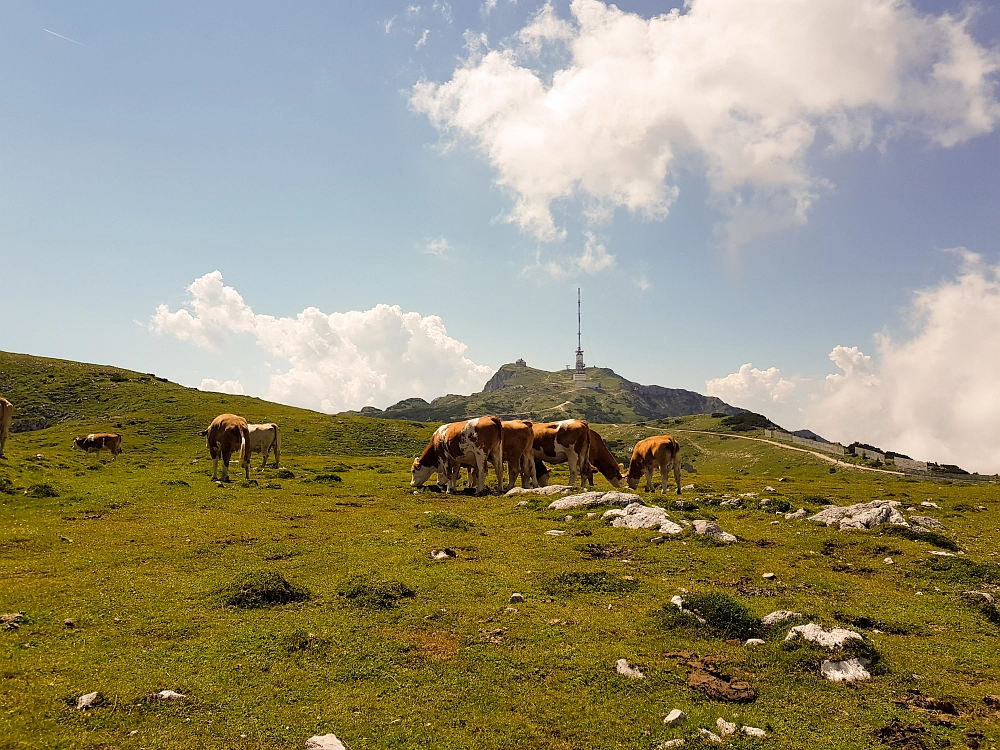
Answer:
574, 287, 586, 383
577, 287, 581, 351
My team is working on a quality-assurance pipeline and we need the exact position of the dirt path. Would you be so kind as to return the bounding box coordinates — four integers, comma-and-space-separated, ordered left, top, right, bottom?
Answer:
672, 429, 905, 477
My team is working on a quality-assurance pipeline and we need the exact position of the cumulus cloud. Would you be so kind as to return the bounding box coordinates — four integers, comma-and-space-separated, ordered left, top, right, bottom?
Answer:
411, 0, 999, 246
151, 271, 493, 413
423, 236, 455, 258
416, 29, 429, 49
199, 378, 245, 396
524, 232, 615, 278
707, 251, 1000, 473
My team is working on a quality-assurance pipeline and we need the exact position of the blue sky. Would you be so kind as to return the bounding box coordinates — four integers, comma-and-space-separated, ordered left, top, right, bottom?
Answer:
2, 1, 999, 469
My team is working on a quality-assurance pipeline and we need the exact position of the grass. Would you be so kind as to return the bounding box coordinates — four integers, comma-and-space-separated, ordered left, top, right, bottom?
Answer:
0, 350, 999, 749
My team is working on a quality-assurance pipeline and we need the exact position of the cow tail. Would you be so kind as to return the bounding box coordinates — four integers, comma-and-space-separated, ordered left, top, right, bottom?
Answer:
240, 424, 251, 466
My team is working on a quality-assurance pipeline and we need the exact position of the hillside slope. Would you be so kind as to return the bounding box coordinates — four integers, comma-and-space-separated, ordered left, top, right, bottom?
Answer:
362, 363, 742, 423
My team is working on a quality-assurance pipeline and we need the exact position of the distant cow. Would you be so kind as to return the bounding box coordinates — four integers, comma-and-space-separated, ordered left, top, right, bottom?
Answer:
200, 414, 251, 482
411, 417, 503, 495
583, 429, 625, 488
246, 423, 280, 469
626, 435, 682, 495
0, 397, 11, 458
531, 420, 590, 488
73, 433, 123, 461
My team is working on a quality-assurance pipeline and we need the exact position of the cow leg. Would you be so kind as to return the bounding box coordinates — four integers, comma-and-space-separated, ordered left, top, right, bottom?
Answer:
660, 460, 669, 494
492, 447, 504, 494
645, 468, 654, 493
211, 457, 219, 481
673, 457, 682, 495
221, 449, 231, 482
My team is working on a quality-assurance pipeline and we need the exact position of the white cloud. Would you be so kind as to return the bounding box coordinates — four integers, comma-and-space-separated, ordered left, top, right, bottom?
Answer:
151, 271, 494, 413
411, 0, 999, 246
524, 232, 615, 278
423, 236, 455, 258
199, 378, 245, 396
433, 2, 453, 23
384, 15, 397, 33
706, 251, 1000, 473
633, 276, 650, 292
416, 29, 430, 49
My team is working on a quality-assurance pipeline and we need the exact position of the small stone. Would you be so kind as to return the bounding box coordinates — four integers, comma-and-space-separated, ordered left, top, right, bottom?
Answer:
920, 501, 939, 508
430, 548, 457, 560
150, 689, 185, 701
742, 726, 766, 738
77, 691, 102, 710
64, 619, 75, 629
717, 718, 737, 736
564, 515, 574, 522
778, 476, 788, 482
820, 658, 871, 682
615, 658, 644, 680
545, 530, 565, 536
586, 512, 595, 518
762, 610, 801, 627
650, 536, 665, 544
762, 573, 776, 580
745, 638, 765, 646
663, 709, 686, 726
305, 735, 347, 750
884, 557, 894, 564
657, 740, 685, 749
515, 500, 529, 507
699, 728, 723, 743
965, 591, 995, 604
692, 520, 737, 543
929, 550, 956, 557
681, 484, 695, 491
764, 485, 776, 492
509, 593, 525, 604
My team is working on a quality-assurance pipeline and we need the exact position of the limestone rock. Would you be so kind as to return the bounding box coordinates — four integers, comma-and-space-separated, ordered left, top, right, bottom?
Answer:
810, 500, 909, 530
549, 491, 643, 510
305, 735, 347, 750
606, 503, 683, 534
717, 718, 737, 736
745, 638, 765, 646
149, 689, 185, 701
77, 692, 102, 710
762, 610, 801, 627
663, 709, 686, 726
909, 515, 945, 531
692, 520, 737, 543
699, 728, 723, 743
657, 740, 685, 749
762, 573, 776, 580
820, 658, 871, 682
929, 550, 956, 557
615, 658, 644, 680
785, 623, 862, 649
742, 726, 766, 738
681, 484, 695, 491
544, 530, 565, 536
507, 485, 573, 497
784, 508, 807, 520
920, 500, 939, 508
509, 592, 525, 604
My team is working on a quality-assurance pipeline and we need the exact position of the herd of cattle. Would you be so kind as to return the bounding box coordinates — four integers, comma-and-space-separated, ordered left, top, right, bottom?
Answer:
0, 396, 680, 494
410, 417, 683, 495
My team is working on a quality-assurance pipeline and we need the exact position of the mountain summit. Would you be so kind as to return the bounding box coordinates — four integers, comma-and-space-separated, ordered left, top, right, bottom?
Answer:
363, 363, 743, 423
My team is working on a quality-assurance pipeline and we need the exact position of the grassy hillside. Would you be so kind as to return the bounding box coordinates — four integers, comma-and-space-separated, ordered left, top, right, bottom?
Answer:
1, 351, 999, 750
362, 363, 742, 424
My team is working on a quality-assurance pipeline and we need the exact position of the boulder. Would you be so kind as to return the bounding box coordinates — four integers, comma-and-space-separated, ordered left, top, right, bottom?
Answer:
809, 500, 909, 530
820, 658, 871, 682
663, 709, 686, 726
762, 610, 801, 627
692, 520, 736, 543
548, 491, 643, 510
305, 735, 346, 750
785, 623, 862, 649
605, 503, 683, 534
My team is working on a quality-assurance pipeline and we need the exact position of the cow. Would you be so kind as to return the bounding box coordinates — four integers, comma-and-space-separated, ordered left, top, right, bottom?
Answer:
626, 435, 682, 495
0, 397, 11, 458
531, 420, 590, 488
583, 429, 625, 488
200, 414, 251, 482
246, 423, 281, 469
72, 433, 123, 460
462, 419, 537, 491
411, 416, 504, 495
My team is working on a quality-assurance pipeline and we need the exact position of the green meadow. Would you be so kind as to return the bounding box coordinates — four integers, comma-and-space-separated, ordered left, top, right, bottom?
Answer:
1, 351, 998, 749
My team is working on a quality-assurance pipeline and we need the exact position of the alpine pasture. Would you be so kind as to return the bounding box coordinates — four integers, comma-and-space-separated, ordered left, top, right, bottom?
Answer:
1, 351, 998, 749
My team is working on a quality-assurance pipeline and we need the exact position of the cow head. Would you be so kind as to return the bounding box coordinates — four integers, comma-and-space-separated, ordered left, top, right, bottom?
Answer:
411, 459, 436, 488
72, 437, 84, 450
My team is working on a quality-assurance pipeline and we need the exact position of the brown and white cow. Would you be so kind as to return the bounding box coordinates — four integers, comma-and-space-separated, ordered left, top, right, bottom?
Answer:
200, 414, 251, 482
411, 417, 503, 495
73, 433, 123, 460
0, 397, 11, 458
583, 429, 625, 488
246, 423, 281, 469
463, 419, 537, 491
531, 419, 590, 488
626, 435, 682, 495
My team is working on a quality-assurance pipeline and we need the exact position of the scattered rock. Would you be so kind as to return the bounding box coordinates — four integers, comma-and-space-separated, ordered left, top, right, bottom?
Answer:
810, 500, 909, 530
784, 508, 807, 520
762, 573, 776, 580
77, 691, 102, 710
615, 658, 644, 680
820, 658, 871, 682
1, 613, 24, 631
305, 734, 347, 750
604, 503, 683, 534
763, 486, 776, 493
762, 610, 801, 627
908, 515, 945, 531
681, 484, 695, 491
716, 718, 737, 736
920, 501, 939, 508
564, 515, 574, 522
664, 709, 686, 726
430, 548, 457, 560
874, 719, 926, 750
745, 638, 765, 646
548, 491, 641, 509
884, 557, 894, 564
657, 740, 685, 749
544, 530, 565, 536
149, 689, 185, 701
965, 591, 994, 604
929, 550, 956, 557
509, 593, 524, 604
778, 477, 788, 482
785, 623, 862, 650
742, 726, 766, 738
507, 485, 573, 497
515, 500, 529, 507
64, 619, 75, 629
698, 728, 723, 743
692, 520, 737, 543
650, 536, 665, 545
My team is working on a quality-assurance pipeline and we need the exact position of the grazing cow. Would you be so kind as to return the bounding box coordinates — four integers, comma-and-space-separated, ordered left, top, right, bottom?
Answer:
462, 420, 537, 491
583, 429, 625, 488
200, 414, 251, 482
73, 433, 123, 460
246, 423, 281, 469
535, 460, 552, 487
0, 397, 11, 458
411, 417, 503, 495
626, 435, 682, 495
531, 420, 590, 488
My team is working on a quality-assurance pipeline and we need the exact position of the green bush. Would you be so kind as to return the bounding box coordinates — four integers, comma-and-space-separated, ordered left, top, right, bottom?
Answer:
340, 575, 415, 610
660, 593, 761, 640
423, 512, 474, 531
220, 571, 311, 609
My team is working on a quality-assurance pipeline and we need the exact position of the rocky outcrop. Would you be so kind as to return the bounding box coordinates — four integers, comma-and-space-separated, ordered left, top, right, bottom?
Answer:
810, 500, 909, 530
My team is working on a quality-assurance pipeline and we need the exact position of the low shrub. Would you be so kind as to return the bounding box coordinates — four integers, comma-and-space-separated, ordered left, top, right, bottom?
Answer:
680, 593, 761, 640
220, 571, 311, 609
340, 575, 415, 610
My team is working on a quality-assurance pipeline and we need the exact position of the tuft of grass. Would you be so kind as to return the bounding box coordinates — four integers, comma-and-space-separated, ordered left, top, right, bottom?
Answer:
220, 570, 311, 609
881, 525, 959, 551
26, 483, 58, 498
544, 571, 639, 596
314, 473, 342, 482
422, 512, 475, 531
673, 593, 762, 640
274, 469, 295, 479
339, 575, 415, 610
